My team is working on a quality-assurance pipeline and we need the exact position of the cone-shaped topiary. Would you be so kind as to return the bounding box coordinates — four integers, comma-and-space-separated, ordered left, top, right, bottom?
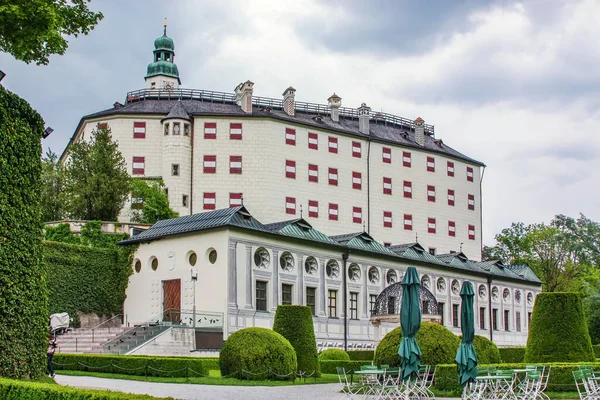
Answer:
525, 292, 594, 363
375, 322, 460, 367
273, 305, 319, 375
459, 335, 501, 364
318, 348, 350, 361
220, 327, 297, 380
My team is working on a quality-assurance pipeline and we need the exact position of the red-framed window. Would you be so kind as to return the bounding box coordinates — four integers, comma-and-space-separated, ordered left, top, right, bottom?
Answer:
308, 164, 318, 182
132, 156, 145, 175
203, 192, 216, 210
353, 207, 362, 224
448, 189, 455, 206
403, 181, 412, 198
428, 218, 436, 234
308, 200, 319, 218
403, 151, 411, 168
352, 141, 361, 158
404, 214, 413, 230
352, 171, 362, 190
230, 123, 242, 140
468, 225, 476, 240
447, 161, 454, 177
427, 185, 436, 202
285, 160, 296, 179
229, 156, 242, 174
229, 192, 243, 207
133, 122, 146, 139
203, 155, 216, 174
285, 127, 296, 145
328, 136, 338, 153
382, 147, 391, 163
204, 122, 217, 139
427, 156, 435, 172
383, 177, 392, 195
329, 203, 338, 221
383, 211, 392, 228
328, 168, 338, 186
308, 132, 318, 150
285, 197, 296, 215
448, 221, 456, 237
467, 166, 474, 182
468, 194, 475, 210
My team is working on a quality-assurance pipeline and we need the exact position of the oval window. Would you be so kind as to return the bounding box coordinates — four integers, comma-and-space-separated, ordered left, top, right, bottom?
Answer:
134, 259, 141, 273
151, 257, 158, 271
208, 249, 217, 264
189, 252, 197, 266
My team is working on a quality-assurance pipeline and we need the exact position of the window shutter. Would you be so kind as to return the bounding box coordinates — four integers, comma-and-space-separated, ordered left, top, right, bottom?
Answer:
383, 211, 392, 228
352, 141, 361, 158
285, 160, 296, 179
328, 168, 338, 186
285, 197, 296, 215
428, 218, 436, 234
203, 155, 216, 174
285, 128, 296, 145
203, 192, 216, 210
447, 189, 455, 206
308, 132, 318, 150
352, 171, 362, 190
404, 214, 413, 230
448, 221, 456, 237
229, 193, 243, 207
353, 207, 362, 224
427, 185, 436, 202
328, 137, 338, 153
427, 156, 435, 172
447, 161, 454, 177
382, 147, 391, 163
204, 122, 217, 139
308, 164, 318, 182
383, 177, 392, 195
133, 122, 146, 139
403, 151, 411, 168
403, 181, 412, 198
308, 200, 318, 218
328, 203, 338, 221
230, 156, 242, 174
230, 123, 242, 140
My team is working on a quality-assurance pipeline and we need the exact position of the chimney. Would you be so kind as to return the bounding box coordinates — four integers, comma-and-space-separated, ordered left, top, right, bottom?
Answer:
328, 93, 341, 122
358, 103, 371, 134
282, 87, 296, 116
239, 80, 254, 114
414, 117, 425, 146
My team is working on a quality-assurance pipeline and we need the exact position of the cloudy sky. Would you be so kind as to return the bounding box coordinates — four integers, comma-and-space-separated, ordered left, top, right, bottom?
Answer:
1, 0, 599, 245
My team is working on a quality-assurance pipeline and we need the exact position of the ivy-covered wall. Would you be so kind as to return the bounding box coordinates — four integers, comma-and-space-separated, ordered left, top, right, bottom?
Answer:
43, 241, 135, 326
0, 86, 48, 378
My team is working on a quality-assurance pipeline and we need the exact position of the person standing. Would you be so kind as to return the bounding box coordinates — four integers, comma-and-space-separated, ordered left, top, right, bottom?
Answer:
47, 335, 57, 378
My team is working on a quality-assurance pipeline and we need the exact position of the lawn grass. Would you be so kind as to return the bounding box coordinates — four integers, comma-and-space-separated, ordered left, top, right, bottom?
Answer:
57, 370, 339, 386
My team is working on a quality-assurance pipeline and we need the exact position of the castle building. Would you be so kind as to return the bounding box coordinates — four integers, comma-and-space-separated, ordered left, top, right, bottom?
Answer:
62, 26, 541, 351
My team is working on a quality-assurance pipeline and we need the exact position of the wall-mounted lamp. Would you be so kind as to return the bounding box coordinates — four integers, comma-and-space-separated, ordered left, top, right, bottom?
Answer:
42, 127, 54, 139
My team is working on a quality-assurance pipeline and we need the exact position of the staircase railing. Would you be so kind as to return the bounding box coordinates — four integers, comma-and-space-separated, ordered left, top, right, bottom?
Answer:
56, 314, 124, 353
103, 308, 224, 355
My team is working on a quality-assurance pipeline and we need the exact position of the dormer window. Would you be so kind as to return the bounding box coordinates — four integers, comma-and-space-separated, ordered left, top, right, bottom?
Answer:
164, 123, 169, 135
173, 123, 180, 135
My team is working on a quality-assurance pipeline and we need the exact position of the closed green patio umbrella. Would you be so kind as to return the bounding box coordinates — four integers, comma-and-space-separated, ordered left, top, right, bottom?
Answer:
398, 266, 422, 381
455, 281, 478, 387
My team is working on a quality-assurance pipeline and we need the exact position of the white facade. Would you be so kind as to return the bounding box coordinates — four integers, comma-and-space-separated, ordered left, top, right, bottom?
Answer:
122, 209, 541, 349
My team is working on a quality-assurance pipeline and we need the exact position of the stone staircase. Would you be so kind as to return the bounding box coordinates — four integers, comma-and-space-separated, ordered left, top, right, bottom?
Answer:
55, 327, 131, 354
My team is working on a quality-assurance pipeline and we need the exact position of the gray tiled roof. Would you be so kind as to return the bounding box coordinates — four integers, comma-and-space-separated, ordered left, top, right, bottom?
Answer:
72, 97, 484, 167
118, 207, 541, 285
163, 101, 191, 121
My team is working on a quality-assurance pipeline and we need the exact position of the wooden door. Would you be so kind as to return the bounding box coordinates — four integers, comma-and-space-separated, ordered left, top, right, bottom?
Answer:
163, 279, 181, 324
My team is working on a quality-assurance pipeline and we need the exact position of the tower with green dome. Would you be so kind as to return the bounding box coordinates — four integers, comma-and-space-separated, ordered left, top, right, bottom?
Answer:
145, 19, 181, 89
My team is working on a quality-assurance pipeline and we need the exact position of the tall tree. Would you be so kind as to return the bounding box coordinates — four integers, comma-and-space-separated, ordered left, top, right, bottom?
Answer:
130, 179, 178, 224
0, 0, 103, 65
65, 125, 130, 221
40, 150, 66, 221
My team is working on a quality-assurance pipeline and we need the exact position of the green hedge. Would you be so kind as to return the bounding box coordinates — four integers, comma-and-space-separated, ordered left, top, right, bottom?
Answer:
593, 344, 600, 359
44, 241, 134, 326
433, 362, 600, 394
0, 86, 48, 378
346, 350, 374, 361
318, 349, 350, 361
53, 354, 210, 378
374, 322, 460, 367
319, 360, 373, 374
525, 292, 594, 363
219, 328, 297, 380
273, 305, 319, 375
472, 335, 501, 364
499, 347, 526, 363
0, 378, 169, 399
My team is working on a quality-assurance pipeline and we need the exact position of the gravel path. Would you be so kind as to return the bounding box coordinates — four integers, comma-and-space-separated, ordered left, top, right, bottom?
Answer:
55, 374, 347, 400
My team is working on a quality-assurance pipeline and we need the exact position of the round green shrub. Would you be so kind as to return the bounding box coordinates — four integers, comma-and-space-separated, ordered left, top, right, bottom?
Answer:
374, 322, 460, 367
468, 335, 501, 364
318, 348, 350, 361
219, 327, 297, 380
525, 292, 594, 363
0, 86, 48, 379
273, 305, 319, 375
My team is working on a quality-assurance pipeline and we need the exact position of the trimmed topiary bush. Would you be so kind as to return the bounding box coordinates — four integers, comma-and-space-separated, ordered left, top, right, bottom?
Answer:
525, 292, 594, 363
0, 86, 48, 379
471, 335, 501, 364
499, 347, 526, 363
374, 322, 460, 367
319, 348, 350, 361
273, 305, 319, 375
593, 344, 600, 360
220, 327, 297, 380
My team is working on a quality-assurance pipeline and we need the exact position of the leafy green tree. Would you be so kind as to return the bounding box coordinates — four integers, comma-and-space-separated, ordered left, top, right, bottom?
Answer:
0, 0, 103, 65
41, 150, 66, 222
64, 125, 131, 221
584, 282, 600, 344
130, 179, 178, 224
44, 223, 78, 244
